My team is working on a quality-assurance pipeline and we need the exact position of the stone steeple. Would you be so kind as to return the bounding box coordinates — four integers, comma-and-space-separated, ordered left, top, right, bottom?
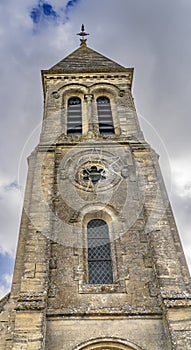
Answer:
0, 29, 191, 350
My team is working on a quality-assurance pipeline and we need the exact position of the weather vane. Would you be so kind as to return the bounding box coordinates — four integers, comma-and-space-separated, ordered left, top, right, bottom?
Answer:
77, 24, 89, 46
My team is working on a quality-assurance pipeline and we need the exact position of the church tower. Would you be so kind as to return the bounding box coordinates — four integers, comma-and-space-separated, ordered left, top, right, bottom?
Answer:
0, 26, 191, 350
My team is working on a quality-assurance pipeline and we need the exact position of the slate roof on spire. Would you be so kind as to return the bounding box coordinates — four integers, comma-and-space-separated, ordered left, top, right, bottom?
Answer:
46, 45, 129, 73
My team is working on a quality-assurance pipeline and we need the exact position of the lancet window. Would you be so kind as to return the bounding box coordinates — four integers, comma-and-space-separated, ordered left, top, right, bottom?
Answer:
97, 96, 114, 134
87, 219, 113, 284
67, 97, 82, 135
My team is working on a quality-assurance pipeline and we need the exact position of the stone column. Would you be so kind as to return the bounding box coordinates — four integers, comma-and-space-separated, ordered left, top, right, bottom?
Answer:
84, 94, 93, 134
91, 97, 99, 134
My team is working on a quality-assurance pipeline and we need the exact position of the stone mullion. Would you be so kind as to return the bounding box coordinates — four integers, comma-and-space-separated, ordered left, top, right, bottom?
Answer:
91, 97, 99, 134
84, 94, 94, 133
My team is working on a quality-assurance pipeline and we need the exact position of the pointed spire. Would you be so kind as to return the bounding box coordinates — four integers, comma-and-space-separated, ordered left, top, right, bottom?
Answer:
76, 24, 89, 47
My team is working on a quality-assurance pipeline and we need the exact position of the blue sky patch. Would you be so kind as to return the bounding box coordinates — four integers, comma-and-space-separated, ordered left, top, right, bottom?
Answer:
42, 3, 57, 17
30, 0, 80, 27
0, 253, 14, 296
30, 7, 41, 24
64, 0, 80, 20
66, 0, 79, 10
30, 1, 58, 25
0, 253, 14, 278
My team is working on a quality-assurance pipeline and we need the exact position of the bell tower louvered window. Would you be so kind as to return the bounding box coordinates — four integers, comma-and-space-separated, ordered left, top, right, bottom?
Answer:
67, 97, 82, 135
97, 96, 114, 134
87, 219, 113, 284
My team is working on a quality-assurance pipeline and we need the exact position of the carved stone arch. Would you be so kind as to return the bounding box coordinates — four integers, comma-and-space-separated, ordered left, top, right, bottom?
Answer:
81, 203, 118, 225
59, 83, 88, 111
49, 83, 88, 102
89, 82, 120, 98
57, 82, 88, 95
73, 337, 145, 350
81, 204, 117, 242
58, 84, 88, 135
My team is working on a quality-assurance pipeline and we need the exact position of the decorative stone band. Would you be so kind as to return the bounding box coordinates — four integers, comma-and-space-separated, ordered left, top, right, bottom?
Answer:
15, 292, 47, 311
163, 298, 191, 307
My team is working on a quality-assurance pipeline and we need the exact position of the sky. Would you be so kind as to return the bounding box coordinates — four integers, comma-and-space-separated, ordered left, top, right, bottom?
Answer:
0, 0, 191, 298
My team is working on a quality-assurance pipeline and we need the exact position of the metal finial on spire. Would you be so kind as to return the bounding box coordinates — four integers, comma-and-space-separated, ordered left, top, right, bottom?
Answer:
77, 24, 89, 46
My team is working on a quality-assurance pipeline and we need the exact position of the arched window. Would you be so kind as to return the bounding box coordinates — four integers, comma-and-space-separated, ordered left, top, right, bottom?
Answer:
87, 219, 113, 284
67, 97, 82, 135
97, 96, 114, 134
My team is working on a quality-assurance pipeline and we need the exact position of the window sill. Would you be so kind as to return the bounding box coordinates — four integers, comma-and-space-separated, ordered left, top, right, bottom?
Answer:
78, 281, 126, 294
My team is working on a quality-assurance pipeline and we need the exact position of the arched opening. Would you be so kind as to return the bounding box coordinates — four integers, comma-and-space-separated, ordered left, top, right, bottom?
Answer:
97, 96, 114, 134
75, 339, 143, 350
87, 219, 113, 284
67, 97, 82, 135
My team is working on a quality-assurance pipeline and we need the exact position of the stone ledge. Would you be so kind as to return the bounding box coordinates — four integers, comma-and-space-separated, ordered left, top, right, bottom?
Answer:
46, 306, 162, 317
15, 292, 47, 311
163, 298, 191, 308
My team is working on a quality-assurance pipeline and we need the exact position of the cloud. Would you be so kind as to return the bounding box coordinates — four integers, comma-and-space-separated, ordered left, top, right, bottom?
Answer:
170, 189, 191, 274
4, 181, 20, 192
0, 274, 12, 299
0, 176, 21, 298
0, 175, 22, 256
171, 158, 191, 199
0, 254, 14, 299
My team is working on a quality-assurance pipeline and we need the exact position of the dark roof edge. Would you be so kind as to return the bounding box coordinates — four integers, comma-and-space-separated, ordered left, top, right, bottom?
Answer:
41, 67, 134, 75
